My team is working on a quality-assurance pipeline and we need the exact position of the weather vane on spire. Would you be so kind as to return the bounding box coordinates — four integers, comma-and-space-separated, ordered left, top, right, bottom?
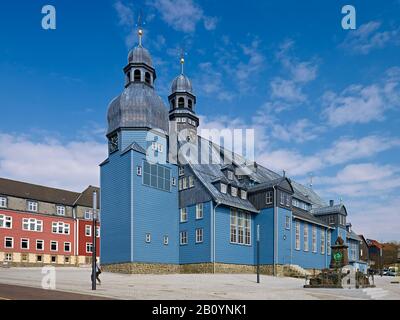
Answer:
136, 10, 145, 47
180, 48, 187, 74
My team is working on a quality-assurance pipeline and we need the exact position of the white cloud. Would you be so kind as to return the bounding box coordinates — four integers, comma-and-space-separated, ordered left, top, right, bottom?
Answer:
150, 0, 217, 33
322, 68, 400, 127
114, 1, 134, 27
340, 21, 400, 55
0, 133, 106, 192
270, 78, 307, 103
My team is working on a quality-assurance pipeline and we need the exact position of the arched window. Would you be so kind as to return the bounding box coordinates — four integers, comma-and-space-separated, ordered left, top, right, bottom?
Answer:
188, 99, 193, 110
171, 99, 175, 109
145, 72, 151, 85
178, 97, 185, 108
134, 69, 141, 82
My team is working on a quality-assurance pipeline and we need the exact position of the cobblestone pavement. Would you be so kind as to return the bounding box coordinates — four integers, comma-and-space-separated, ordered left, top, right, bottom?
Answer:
0, 267, 399, 300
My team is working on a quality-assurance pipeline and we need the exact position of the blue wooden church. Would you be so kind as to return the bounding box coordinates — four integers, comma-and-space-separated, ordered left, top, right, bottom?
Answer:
100, 29, 367, 275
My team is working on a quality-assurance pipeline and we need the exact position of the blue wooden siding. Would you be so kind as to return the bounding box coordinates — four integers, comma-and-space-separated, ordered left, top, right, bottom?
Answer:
277, 207, 292, 265
179, 201, 212, 264
253, 208, 274, 264
100, 151, 132, 264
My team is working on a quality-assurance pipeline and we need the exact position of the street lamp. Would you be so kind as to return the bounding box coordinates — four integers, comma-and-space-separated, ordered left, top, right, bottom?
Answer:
91, 191, 97, 291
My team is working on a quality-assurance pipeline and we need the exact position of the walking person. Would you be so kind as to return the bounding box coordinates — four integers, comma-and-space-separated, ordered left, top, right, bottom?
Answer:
91, 259, 102, 285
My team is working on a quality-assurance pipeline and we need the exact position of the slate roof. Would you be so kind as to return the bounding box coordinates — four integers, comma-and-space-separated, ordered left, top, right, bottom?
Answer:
347, 230, 361, 241
312, 204, 348, 216
0, 177, 97, 208
247, 177, 293, 193
292, 209, 331, 228
122, 141, 147, 155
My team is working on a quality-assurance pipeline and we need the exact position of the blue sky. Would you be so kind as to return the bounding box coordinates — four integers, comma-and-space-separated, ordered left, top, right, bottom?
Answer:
0, 0, 399, 241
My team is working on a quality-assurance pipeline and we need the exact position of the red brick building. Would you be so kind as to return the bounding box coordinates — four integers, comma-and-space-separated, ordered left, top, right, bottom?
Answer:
0, 178, 100, 266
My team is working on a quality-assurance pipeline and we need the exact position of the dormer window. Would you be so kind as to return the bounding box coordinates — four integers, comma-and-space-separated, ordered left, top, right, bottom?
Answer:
178, 97, 185, 108
227, 171, 234, 180
134, 69, 141, 82
221, 183, 227, 194
231, 187, 238, 197
0, 196, 7, 208
241, 190, 247, 200
145, 72, 151, 85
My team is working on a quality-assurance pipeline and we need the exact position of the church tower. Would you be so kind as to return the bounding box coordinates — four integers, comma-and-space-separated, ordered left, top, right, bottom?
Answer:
168, 55, 199, 143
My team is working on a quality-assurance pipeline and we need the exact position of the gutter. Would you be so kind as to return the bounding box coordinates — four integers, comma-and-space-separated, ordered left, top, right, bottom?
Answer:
273, 185, 277, 276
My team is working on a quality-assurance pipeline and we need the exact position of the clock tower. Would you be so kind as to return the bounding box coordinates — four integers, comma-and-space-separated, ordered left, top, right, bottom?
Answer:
168, 55, 199, 144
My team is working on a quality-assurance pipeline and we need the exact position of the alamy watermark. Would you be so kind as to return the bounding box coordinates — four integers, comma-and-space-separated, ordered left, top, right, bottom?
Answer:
41, 266, 56, 290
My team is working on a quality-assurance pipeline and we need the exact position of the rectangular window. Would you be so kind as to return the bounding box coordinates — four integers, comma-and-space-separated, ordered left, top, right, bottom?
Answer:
178, 178, 183, 191
137, 166, 142, 176
295, 221, 300, 250
329, 216, 335, 224
244, 214, 251, 245
36, 255, 42, 262
21, 253, 28, 262
285, 216, 291, 230
96, 226, 100, 238
56, 206, 65, 216
52, 222, 70, 235
163, 235, 169, 245
0, 197, 7, 208
85, 225, 91, 237
312, 226, 317, 253
221, 183, 227, 194
36, 240, 44, 251
180, 231, 188, 245
27, 201, 38, 212
230, 211, 237, 243
21, 238, 29, 250
303, 223, 309, 251
196, 228, 203, 243
327, 231, 331, 255
266, 191, 273, 204
179, 166, 185, 176
84, 210, 92, 220
321, 229, 325, 254
182, 177, 188, 189
4, 237, 13, 248
231, 187, 238, 197
286, 194, 290, 207
280, 192, 285, 205
189, 176, 194, 188
172, 177, 176, 186
64, 242, 71, 252
143, 161, 171, 192
86, 243, 93, 253
5, 253, 12, 262
241, 190, 247, 200
22, 218, 42, 232
50, 241, 58, 251
180, 208, 188, 223
51, 256, 57, 263
0, 215, 12, 229
196, 203, 203, 219
227, 171, 234, 180
145, 233, 151, 243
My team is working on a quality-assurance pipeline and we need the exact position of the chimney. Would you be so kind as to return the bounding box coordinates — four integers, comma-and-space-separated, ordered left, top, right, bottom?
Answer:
329, 200, 334, 207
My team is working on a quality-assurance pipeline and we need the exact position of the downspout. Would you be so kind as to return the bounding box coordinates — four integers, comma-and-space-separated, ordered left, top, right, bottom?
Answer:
213, 201, 222, 274
273, 186, 277, 276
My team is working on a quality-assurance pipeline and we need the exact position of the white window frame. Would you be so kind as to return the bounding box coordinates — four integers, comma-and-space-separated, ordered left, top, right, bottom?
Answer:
20, 238, 29, 250
230, 210, 237, 243
230, 209, 251, 246
145, 233, 151, 243
196, 228, 204, 243
196, 203, 203, 219
36, 239, 44, 251
56, 205, 65, 216
180, 208, 188, 223
327, 231, 331, 255
50, 241, 58, 252
295, 221, 300, 250
321, 229, 325, 254
189, 176, 194, 188
4, 253, 12, 262
179, 166, 185, 176
4, 237, 13, 249
64, 242, 71, 252
96, 226, 100, 238
0, 215, 12, 229
172, 177, 176, 186
312, 226, 317, 253
178, 178, 183, 191
221, 183, 227, 194
52, 221, 70, 235
137, 166, 142, 176
163, 235, 169, 245
180, 231, 188, 245
86, 242, 93, 253
231, 187, 238, 197
27, 201, 38, 212
286, 194, 290, 207
329, 216, 335, 224
280, 192, 285, 205
241, 190, 247, 200
266, 191, 273, 204
227, 171, 234, 180
85, 225, 91, 237
0, 196, 7, 208
182, 177, 188, 189
303, 223, 309, 252
84, 210, 92, 220
285, 216, 291, 230
22, 218, 43, 232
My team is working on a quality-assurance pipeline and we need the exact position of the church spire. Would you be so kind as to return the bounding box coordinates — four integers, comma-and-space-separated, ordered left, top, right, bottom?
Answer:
136, 11, 145, 47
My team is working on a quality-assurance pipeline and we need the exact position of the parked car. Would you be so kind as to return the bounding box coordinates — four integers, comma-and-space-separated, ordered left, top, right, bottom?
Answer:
387, 270, 396, 276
